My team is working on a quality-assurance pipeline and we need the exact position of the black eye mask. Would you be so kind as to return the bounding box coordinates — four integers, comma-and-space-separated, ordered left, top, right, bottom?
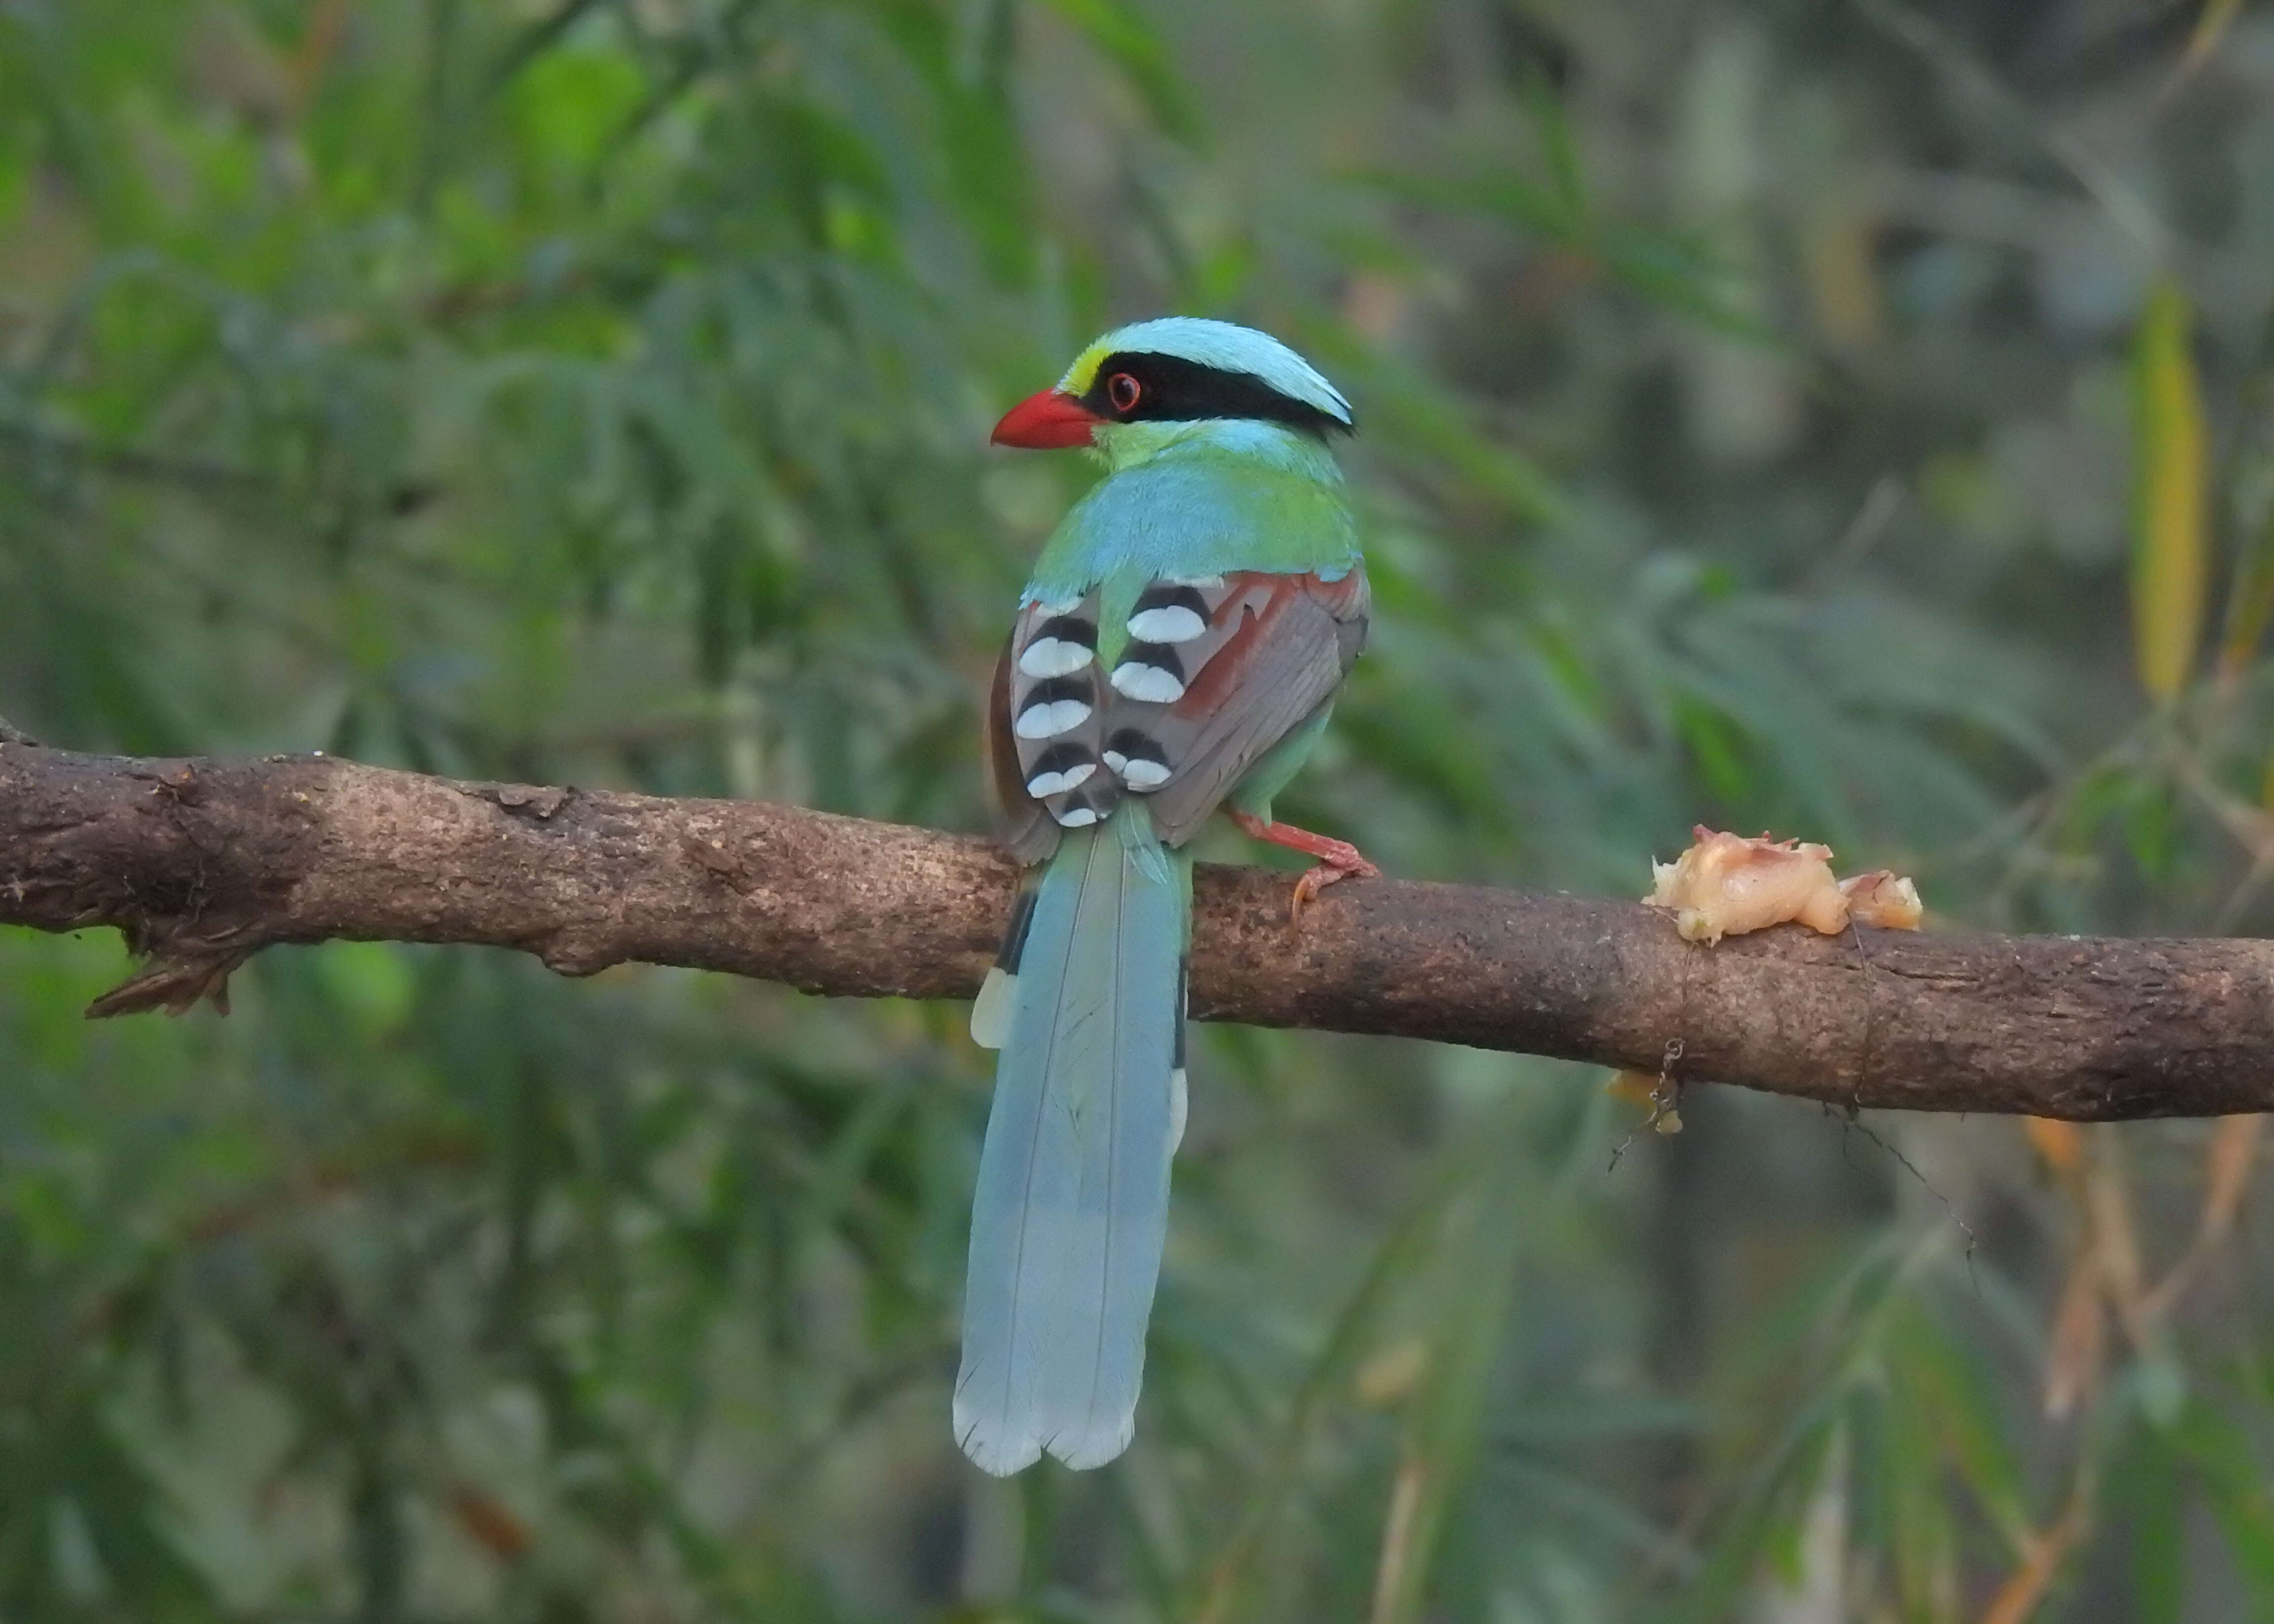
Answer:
1077, 351, 1353, 437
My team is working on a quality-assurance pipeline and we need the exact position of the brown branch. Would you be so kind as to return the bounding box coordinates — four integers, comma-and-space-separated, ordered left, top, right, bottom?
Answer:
2, 741, 2271, 1120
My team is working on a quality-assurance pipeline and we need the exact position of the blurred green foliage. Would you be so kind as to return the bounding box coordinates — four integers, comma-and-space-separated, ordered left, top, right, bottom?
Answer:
4, 1, 2274, 1620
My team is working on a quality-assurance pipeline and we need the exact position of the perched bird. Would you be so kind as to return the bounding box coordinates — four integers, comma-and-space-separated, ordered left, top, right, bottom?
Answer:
958, 318, 1375, 1474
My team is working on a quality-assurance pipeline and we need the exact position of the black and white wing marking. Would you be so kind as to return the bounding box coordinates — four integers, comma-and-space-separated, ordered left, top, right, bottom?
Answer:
986, 569, 1370, 862
987, 591, 1111, 864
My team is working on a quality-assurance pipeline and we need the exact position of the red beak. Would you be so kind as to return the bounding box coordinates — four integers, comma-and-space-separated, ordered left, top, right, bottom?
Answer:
991, 388, 1101, 450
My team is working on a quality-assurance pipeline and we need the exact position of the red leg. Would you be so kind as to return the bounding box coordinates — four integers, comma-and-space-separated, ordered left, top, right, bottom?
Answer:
1227, 809, 1380, 923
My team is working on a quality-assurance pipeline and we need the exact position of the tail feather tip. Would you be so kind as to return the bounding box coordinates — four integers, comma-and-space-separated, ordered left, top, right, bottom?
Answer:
953, 1404, 1042, 1477
952, 1403, 1137, 1474
1044, 1413, 1137, 1471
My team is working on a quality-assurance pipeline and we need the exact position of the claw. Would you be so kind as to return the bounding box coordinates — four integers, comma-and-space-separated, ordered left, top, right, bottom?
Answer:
1227, 810, 1379, 925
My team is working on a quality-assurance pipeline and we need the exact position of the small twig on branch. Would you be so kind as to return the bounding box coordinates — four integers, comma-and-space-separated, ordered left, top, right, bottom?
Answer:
1, 742, 2272, 1120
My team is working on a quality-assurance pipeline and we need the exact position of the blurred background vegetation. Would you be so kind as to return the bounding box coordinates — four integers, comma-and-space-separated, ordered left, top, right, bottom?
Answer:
2, 0, 2274, 1618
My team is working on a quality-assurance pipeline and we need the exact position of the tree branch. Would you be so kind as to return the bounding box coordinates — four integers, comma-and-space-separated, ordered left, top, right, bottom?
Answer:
2, 740, 2269, 1120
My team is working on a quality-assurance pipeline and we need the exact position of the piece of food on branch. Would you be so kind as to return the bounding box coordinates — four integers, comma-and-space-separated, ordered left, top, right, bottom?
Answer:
1644, 827, 1922, 943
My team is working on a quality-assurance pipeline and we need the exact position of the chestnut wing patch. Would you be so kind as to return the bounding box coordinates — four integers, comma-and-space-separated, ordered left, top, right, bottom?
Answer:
1134, 570, 1368, 843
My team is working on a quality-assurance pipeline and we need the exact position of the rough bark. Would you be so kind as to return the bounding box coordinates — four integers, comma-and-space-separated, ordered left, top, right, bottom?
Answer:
2, 740, 2270, 1121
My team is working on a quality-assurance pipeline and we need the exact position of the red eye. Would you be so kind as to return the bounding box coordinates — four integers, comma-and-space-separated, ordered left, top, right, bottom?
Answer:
1107, 372, 1142, 413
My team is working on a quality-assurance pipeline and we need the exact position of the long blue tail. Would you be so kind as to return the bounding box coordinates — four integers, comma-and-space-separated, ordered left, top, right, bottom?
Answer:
955, 803, 1188, 1475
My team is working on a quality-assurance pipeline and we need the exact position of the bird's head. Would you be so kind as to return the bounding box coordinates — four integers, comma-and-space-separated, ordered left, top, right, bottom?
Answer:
990, 318, 1354, 453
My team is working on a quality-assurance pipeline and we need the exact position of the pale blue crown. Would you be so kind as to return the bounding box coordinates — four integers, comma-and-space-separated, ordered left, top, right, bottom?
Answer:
1060, 317, 1353, 427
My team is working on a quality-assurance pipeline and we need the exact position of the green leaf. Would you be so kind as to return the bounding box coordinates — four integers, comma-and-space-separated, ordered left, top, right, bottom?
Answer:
2131, 276, 2209, 701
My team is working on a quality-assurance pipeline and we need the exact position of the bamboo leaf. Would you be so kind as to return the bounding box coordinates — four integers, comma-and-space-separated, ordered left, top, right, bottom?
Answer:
2130, 277, 2209, 701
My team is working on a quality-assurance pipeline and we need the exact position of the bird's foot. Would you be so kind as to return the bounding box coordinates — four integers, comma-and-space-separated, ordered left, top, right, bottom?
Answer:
1227, 810, 1379, 924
